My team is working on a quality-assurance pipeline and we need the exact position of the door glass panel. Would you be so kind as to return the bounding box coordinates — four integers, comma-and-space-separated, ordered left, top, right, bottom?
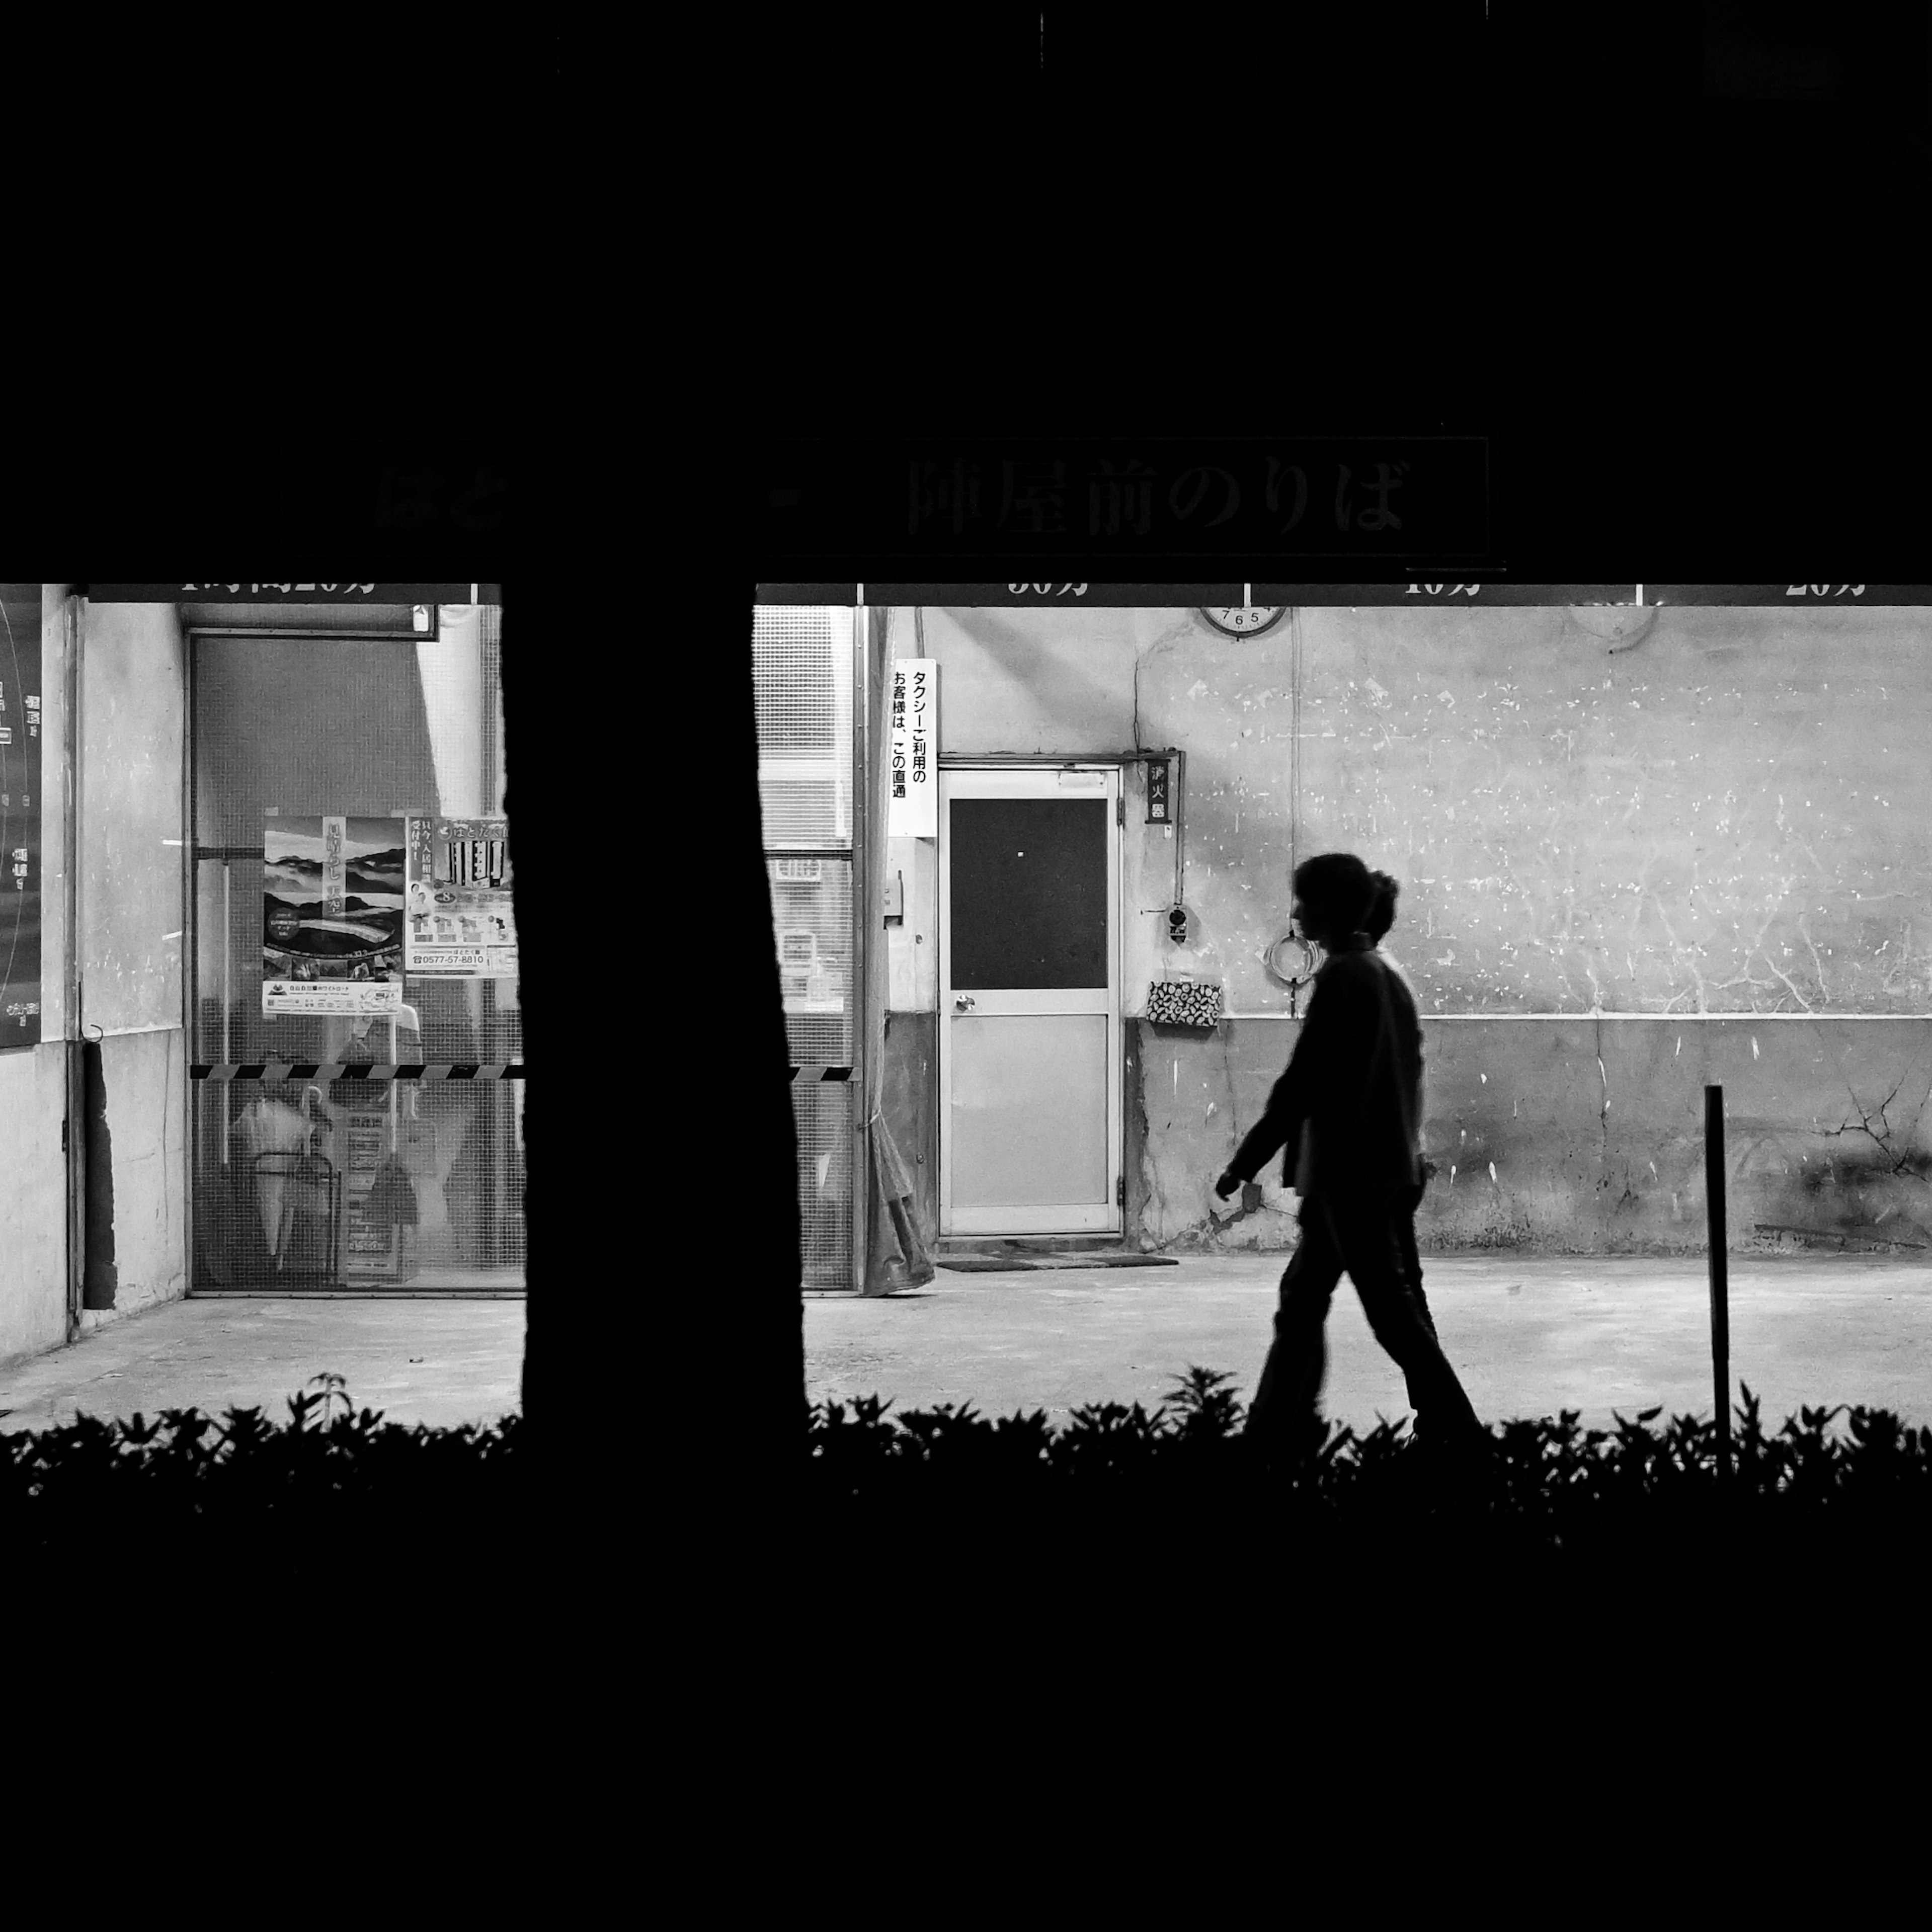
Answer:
949, 1014, 1107, 1206
190, 613, 524, 1291
948, 797, 1107, 990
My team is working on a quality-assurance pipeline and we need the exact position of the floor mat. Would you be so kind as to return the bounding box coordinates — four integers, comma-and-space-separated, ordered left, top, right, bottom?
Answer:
935, 1253, 1180, 1271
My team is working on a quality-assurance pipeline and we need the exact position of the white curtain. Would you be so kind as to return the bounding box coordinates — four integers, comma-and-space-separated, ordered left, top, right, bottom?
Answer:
417, 605, 490, 1050
417, 604, 488, 817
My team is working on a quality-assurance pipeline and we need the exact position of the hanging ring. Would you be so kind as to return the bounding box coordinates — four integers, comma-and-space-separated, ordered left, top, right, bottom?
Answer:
1263, 934, 1317, 987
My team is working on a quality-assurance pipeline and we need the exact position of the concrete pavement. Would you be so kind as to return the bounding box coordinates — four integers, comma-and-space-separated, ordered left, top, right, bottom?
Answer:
0, 1298, 524, 1436
7, 1257, 1929, 1444
807, 1254, 1932, 1436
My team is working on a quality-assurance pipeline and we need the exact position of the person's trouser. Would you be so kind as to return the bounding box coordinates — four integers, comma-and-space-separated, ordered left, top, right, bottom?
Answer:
1395, 1178, 1437, 1412
1246, 1183, 1480, 1455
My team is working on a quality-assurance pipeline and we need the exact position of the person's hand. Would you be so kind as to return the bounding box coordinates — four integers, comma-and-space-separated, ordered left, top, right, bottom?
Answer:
1214, 1170, 1241, 1200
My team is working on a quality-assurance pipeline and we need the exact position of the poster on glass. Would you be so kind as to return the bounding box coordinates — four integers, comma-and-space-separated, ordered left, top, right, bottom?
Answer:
405, 815, 517, 978
262, 815, 406, 1016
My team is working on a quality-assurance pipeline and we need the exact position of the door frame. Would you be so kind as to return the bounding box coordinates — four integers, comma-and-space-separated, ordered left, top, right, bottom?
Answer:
937, 761, 1122, 1237
182, 613, 475, 1295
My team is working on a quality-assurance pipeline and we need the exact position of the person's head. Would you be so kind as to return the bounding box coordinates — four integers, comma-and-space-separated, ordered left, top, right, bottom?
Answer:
1291, 853, 1379, 949
1364, 870, 1398, 943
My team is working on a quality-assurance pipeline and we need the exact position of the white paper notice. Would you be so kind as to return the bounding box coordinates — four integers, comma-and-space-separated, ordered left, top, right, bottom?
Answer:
404, 815, 518, 978
887, 659, 937, 837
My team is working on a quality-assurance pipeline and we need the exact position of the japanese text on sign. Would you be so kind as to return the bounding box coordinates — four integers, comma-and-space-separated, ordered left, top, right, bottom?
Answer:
405, 815, 518, 979
0, 590, 46, 1045
890, 441, 1487, 555
887, 659, 938, 837
1146, 760, 1171, 825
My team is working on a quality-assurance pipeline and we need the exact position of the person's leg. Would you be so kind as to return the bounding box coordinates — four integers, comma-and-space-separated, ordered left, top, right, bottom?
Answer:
1245, 1205, 1345, 1459
1395, 1179, 1437, 1418
1400, 1180, 1433, 1333
1325, 1190, 1482, 1442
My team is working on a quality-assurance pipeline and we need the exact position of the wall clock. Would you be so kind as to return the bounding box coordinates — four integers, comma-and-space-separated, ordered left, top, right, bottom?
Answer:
1199, 605, 1285, 637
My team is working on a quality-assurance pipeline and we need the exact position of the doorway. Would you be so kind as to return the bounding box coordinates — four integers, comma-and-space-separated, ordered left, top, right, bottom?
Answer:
185, 608, 524, 1294
938, 765, 1121, 1237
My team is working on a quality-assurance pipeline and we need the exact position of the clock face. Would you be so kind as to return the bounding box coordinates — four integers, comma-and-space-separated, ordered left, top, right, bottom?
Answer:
1201, 606, 1284, 637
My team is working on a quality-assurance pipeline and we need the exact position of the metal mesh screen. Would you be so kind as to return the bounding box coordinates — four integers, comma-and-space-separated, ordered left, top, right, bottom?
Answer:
189, 618, 525, 1292
770, 857, 852, 1289
754, 608, 857, 1289
754, 606, 852, 848
792, 1077, 854, 1290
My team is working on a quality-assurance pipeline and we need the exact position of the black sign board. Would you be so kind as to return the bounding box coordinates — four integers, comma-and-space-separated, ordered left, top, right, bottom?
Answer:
0, 587, 43, 1050
86, 584, 497, 603
758, 583, 1641, 607
755, 584, 1932, 608
758, 438, 1493, 568
1146, 759, 1172, 825
1644, 586, 1925, 605
276, 443, 512, 560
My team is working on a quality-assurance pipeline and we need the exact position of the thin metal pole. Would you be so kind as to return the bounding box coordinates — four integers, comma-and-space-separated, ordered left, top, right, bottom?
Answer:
64, 594, 85, 1336
222, 863, 231, 1166
1705, 1083, 1731, 1477
850, 601, 869, 1294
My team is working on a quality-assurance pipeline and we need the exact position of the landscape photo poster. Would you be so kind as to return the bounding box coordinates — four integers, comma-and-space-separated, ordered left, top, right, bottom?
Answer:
262, 815, 406, 1016
405, 815, 517, 978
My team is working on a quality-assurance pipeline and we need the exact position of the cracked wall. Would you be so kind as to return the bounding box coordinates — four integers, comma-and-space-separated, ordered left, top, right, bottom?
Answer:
1136, 1015, 1932, 1256
1159, 602, 1932, 1018
880, 602, 1932, 1254
77, 603, 190, 1326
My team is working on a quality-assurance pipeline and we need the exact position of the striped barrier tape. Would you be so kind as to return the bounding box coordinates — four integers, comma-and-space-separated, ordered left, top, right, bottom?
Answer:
789, 1065, 852, 1081
191, 1063, 524, 1081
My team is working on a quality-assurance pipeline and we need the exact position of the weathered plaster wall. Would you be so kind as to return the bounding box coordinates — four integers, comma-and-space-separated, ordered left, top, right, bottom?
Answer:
82, 603, 186, 1033
0, 1042, 69, 1363
74, 1027, 189, 1329
883, 830, 937, 1011
899, 601, 1932, 1018
74, 600, 189, 1330
879, 1010, 938, 1242
1136, 1015, 1932, 1256
881, 602, 1932, 1254
0, 591, 72, 1366
1151, 603, 1932, 1017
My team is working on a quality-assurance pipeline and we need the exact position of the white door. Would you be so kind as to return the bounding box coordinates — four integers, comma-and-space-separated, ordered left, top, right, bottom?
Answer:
938, 766, 1121, 1236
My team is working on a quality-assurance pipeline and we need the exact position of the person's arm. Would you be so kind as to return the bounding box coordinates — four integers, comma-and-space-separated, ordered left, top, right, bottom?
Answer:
1214, 974, 1347, 1196
1216, 1070, 1304, 1198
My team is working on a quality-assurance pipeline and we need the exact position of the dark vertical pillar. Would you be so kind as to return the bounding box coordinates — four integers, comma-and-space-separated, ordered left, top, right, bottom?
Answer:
81, 1036, 117, 1310
1705, 1083, 1730, 1477
479, 977, 498, 1261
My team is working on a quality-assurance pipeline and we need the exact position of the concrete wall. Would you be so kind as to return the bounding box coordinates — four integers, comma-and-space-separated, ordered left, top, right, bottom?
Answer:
0, 1043, 69, 1362
82, 603, 186, 1032
878, 602, 1932, 1255
0, 591, 73, 1365
1136, 1015, 1932, 1257
73, 601, 189, 1333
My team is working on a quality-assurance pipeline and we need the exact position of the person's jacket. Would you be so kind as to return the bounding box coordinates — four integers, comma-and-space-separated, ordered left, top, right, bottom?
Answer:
1226, 935, 1423, 1201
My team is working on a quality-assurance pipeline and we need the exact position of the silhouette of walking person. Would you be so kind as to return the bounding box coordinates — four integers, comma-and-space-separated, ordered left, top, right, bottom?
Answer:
1216, 854, 1484, 1463
1364, 869, 1441, 1387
